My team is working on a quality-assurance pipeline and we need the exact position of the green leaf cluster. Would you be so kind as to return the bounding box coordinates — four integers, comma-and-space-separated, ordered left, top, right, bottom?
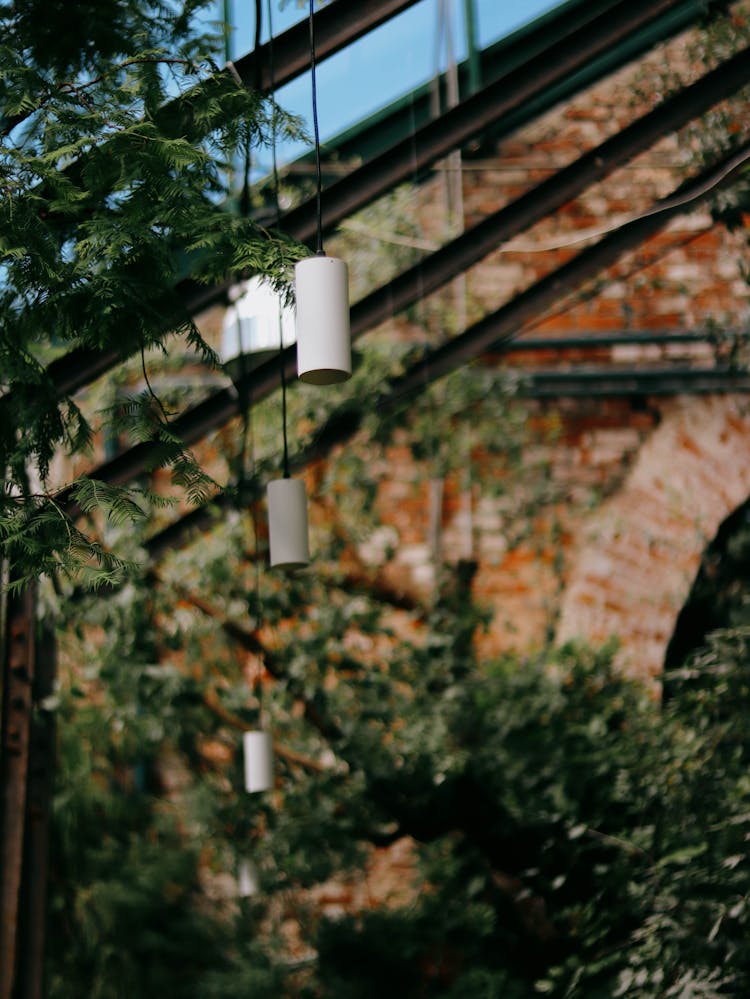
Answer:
0, 0, 307, 583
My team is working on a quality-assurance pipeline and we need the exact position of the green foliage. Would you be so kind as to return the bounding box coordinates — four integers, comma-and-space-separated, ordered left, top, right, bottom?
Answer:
45, 517, 750, 997
302, 629, 750, 998
0, 484, 141, 591
0, 0, 307, 585
47, 588, 227, 997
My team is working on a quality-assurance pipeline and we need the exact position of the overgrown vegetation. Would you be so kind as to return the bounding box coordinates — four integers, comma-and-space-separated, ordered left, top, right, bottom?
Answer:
0, 0, 306, 587
49, 545, 750, 997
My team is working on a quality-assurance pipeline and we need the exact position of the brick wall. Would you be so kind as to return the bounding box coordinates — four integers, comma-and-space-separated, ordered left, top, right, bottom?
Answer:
319, 23, 750, 682
185, 22, 750, 687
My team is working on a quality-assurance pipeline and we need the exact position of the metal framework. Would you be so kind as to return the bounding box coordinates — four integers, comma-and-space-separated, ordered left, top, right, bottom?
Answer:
43, 0, 700, 401
54, 45, 750, 520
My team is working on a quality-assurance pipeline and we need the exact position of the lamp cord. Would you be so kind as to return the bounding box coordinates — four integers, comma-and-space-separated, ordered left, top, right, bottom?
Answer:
308, 0, 324, 255
267, 0, 291, 479
280, 346, 290, 478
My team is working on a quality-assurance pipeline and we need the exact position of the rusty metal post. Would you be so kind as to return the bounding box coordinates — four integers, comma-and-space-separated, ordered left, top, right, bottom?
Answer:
0, 584, 36, 999
17, 620, 56, 999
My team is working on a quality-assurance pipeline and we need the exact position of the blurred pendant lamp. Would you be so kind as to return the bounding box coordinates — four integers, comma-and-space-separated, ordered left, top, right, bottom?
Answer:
266, 350, 309, 567
244, 489, 273, 795
237, 857, 260, 897
296, 0, 351, 385
243, 729, 274, 793
266, 318, 309, 569
265, 0, 310, 569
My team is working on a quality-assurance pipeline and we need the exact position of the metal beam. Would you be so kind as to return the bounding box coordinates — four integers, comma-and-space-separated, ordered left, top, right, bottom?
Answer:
385, 138, 750, 407
521, 367, 750, 398
507, 330, 722, 351
229, 0, 423, 93
43, 0, 695, 401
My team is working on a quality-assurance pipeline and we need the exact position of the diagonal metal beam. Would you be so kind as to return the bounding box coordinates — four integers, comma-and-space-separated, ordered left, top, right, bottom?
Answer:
230, 0, 423, 93
42, 0, 695, 401
56, 66, 750, 521
90, 136, 750, 554
383, 140, 750, 406
276, 0, 693, 247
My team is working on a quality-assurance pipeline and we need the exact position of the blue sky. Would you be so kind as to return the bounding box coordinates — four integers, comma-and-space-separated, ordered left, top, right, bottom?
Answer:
215, 0, 560, 170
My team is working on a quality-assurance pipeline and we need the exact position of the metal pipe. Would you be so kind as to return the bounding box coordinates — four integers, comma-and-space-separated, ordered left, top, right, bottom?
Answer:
462, 0, 481, 95
522, 368, 750, 398
506, 330, 732, 351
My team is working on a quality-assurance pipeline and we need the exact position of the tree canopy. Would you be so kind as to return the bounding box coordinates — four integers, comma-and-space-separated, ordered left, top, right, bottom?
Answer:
0, 0, 305, 586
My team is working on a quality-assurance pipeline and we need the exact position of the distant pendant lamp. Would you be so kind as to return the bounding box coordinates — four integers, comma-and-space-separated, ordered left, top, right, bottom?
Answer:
243, 730, 274, 793
237, 857, 260, 898
267, 476, 310, 568
267, 285, 310, 568
296, 0, 351, 385
264, 0, 311, 569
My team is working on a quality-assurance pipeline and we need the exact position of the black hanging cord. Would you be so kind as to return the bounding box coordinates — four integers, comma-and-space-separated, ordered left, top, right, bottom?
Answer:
267, 0, 291, 479
280, 353, 290, 478
240, 1, 263, 216
308, 0, 324, 255
239, 136, 252, 217
253, 0, 263, 85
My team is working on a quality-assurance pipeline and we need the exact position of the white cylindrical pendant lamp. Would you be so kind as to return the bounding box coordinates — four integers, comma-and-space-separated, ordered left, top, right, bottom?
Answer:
295, 255, 351, 384
237, 857, 260, 898
243, 730, 273, 794
267, 477, 310, 569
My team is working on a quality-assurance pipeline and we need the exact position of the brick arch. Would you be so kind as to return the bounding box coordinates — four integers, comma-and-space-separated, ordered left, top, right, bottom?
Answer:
555, 395, 750, 682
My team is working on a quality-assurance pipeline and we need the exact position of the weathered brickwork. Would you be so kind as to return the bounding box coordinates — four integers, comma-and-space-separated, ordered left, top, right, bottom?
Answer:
329, 25, 750, 681
165, 24, 750, 688
556, 395, 750, 680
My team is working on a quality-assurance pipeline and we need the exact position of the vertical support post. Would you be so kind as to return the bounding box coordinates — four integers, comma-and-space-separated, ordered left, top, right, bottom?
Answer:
0, 585, 36, 999
18, 621, 56, 999
463, 0, 481, 95
223, 0, 233, 63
